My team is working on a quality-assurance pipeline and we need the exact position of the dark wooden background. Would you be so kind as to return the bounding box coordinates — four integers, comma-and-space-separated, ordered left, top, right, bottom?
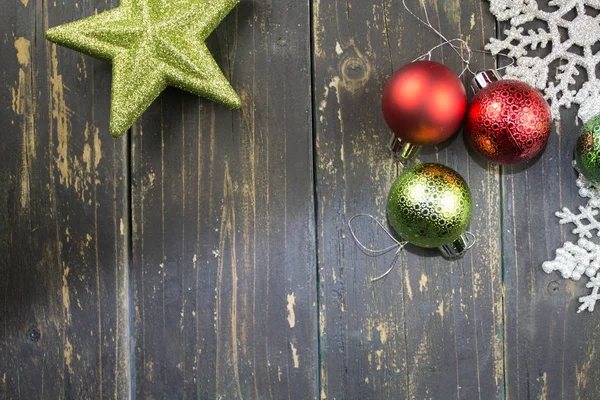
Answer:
2, 0, 599, 398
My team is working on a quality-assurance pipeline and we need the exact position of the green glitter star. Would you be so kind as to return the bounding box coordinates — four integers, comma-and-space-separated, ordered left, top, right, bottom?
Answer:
46, 0, 241, 137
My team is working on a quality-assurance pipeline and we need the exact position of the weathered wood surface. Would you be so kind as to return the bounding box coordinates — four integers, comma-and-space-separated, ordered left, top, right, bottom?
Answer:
499, 5, 600, 399
313, 1, 503, 399
130, 0, 317, 398
0, 0, 130, 398
2, 0, 600, 398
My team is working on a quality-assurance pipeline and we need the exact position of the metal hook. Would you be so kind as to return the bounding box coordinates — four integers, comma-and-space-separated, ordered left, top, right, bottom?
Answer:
464, 231, 477, 251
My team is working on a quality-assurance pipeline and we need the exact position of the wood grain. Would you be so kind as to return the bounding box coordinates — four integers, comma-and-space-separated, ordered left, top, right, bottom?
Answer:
313, 0, 504, 398
0, 0, 130, 398
130, 0, 317, 398
4, 0, 600, 398
499, 5, 600, 399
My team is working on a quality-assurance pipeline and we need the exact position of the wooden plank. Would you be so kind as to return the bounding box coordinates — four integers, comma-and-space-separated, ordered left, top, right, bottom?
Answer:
0, 0, 130, 399
498, 6, 600, 398
500, 93, 600, 398
130, 0, 317, 398
313, 0, 504, 398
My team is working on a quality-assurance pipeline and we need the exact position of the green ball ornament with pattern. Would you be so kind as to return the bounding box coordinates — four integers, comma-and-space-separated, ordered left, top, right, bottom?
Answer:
575, 114, 600, 187
387, 163, 472, 255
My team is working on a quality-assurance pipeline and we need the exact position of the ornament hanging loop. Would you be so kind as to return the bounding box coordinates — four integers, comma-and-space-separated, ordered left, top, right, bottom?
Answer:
466, 231, 477, 249
402, 0, 474, 77
348, 214, 404, 256
347, 214, 408, 282
370, 246, 405, 283
401, 0, 516, 78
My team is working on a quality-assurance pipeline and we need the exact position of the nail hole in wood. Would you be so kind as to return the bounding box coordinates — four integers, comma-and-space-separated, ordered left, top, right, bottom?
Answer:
27, 326, 41, 342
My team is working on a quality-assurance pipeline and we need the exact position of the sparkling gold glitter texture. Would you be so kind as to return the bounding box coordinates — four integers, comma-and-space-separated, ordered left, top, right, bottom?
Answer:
387, 163, 472, 248
46, 0, 242, 137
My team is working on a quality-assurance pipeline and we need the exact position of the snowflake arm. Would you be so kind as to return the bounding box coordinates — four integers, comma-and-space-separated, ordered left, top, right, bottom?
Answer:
556, 205, 600, 238
543, 175, 600, 312
578, 273, 600, 312
486, 0, 600, 120
543, 238, 600, 279
487, 27, 552, 58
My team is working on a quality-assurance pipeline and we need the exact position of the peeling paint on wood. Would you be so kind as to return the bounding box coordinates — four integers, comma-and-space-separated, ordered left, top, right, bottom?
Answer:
0, 0, 129, 397
287, 293, 296, 328
130, 0, 316, 397
3, 0, 600, 398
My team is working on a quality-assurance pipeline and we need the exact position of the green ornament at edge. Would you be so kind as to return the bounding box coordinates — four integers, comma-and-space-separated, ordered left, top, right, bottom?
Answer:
575, 114, 600, 187
387, 163, 472, 248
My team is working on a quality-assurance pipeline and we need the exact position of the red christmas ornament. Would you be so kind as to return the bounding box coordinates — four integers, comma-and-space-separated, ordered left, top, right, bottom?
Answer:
465, 70, 552, 165
382, 60, 467, 160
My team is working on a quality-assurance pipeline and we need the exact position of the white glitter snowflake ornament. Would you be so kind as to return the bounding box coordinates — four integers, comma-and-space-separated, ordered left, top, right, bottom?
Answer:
579, 274, 600, 312
486, 0, 600, 120
543, 175, 600, 312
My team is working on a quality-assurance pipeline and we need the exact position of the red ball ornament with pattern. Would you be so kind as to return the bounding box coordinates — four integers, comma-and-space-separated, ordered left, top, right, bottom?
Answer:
465, 70, 552, 165
382, 60, 467, 160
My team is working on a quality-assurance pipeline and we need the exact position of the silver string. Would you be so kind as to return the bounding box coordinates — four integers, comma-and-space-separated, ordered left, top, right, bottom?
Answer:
369, 247, 405, 283
347, 214, 408, 282
464, 231, 477, 251
401, 0, 516, 76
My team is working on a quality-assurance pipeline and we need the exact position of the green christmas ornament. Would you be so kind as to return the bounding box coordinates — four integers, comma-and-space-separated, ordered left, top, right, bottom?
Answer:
46, 0, 242, 138
575, 114, 600, 187
387, 163, 473, 257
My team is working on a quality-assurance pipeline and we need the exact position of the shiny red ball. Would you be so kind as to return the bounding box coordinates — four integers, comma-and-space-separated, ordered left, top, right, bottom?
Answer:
382, 61, 467, 146
465, 80, 552, 165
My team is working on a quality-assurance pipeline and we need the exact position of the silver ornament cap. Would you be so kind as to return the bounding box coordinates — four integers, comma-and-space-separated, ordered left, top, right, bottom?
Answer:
388, 134, 421, 161
471, 69, 502, 93
438, 232, 475, 258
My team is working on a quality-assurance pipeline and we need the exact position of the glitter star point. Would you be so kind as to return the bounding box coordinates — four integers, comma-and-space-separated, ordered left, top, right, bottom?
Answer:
46, 0, 241, 137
